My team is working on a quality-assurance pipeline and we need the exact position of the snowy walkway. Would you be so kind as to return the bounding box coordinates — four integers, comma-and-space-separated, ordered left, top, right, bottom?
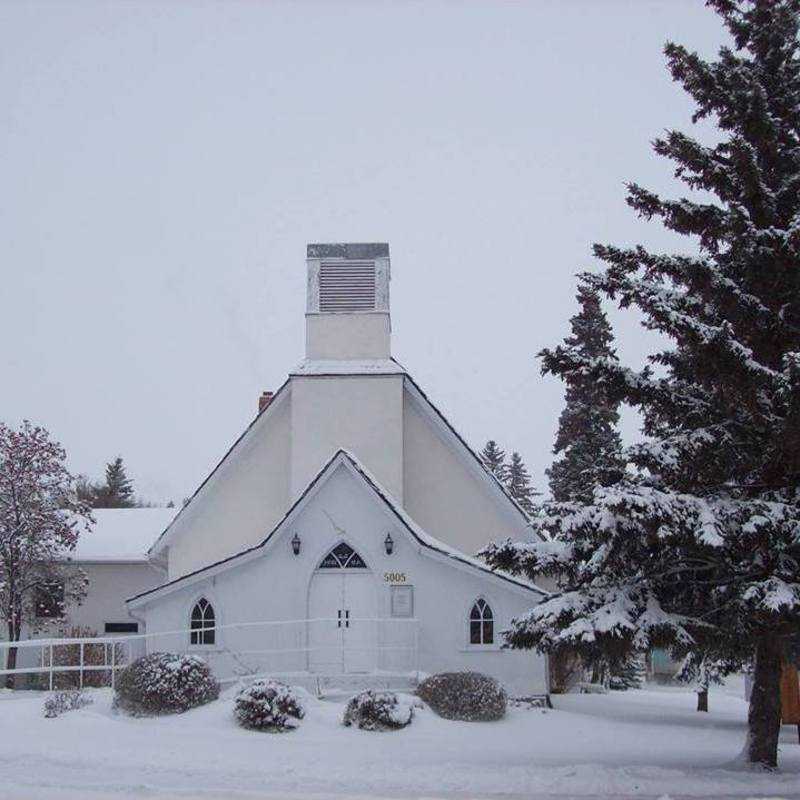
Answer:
1, 681, 799, 799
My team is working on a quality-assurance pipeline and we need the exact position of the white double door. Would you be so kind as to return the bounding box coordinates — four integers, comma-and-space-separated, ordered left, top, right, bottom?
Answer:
308, 571, 376, 673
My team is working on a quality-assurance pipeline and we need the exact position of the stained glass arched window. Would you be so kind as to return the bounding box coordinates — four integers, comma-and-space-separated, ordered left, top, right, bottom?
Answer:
469, 598, 493, 645
318, 542, 367, 569
190, 597, 216, 645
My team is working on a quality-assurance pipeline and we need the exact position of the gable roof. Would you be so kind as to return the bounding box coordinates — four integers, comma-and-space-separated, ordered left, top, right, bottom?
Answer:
128, 449, 546, 608
147, 377, 291, 558
148, 359, 542, 559
401, 371, 541, 537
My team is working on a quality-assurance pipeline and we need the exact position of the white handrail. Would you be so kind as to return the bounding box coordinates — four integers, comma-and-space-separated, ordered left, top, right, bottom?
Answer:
0, 617, 420, 687
0, 617, 418, 649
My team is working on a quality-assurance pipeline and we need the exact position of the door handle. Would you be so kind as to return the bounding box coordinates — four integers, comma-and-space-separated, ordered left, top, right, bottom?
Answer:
345, 610, 350, 628
337, 610, 342, 629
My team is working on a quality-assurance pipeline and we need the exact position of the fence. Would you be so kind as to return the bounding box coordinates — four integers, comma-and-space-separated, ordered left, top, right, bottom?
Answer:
0, 617, 420, 690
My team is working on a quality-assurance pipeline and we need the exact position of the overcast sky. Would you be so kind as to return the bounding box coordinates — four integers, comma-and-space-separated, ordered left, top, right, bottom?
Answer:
1, 1, 726, 505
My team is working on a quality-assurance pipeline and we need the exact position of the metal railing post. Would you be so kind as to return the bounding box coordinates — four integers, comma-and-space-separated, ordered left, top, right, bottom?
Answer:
79, 642, 84, 690
49, 643, 53, 691
111, 640, 116, 690
415, 620, 420, 681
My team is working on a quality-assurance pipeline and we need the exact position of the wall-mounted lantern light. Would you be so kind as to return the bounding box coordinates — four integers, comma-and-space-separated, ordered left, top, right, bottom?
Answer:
291, 533, 301, 556
384, 533, 394, 555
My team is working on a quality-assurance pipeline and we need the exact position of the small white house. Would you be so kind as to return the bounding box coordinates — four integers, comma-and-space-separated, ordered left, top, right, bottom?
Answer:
62, 508, 171, 636
127, 243, 549, 696
1, 508, 170, 678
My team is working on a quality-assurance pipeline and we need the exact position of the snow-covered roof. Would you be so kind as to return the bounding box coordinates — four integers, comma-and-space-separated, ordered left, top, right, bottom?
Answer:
290, 358, 407, 376
129, 450, 546, 607
70, 508, 178, 563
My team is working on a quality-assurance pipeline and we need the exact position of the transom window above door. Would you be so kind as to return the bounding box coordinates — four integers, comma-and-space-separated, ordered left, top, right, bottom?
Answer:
319, 542, 367, 569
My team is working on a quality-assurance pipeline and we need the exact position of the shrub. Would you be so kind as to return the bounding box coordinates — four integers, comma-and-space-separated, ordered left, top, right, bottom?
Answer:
417, 671, 507, 721
234, 679, 306, 732
113, 652, 220, 716
342, 690, 420, 731
43, 690, 93, 718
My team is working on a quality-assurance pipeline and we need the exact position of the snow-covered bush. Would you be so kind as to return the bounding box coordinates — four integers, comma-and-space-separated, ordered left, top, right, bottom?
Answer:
233, 679, 305, 732
342, 690, 420, 731
43, 690, 93, 718
417, 671, 507, 721
113, 652, 220, 716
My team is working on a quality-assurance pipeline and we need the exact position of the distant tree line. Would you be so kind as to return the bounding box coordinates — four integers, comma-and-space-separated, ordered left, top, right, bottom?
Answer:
77, 456, 174, 509
479, 441, 538, 518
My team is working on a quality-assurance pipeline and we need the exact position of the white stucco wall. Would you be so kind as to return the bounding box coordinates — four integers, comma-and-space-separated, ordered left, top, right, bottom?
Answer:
290, 375, 404, 502
135, 462, 547, 696
65, 562, 163, 634
305, 313, 391, 360
402, 387, 529, 557
167, 391, 291, 580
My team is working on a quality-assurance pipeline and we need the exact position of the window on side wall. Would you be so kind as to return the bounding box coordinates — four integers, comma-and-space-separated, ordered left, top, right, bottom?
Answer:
469, 598, 494, 645
190, 598, 216, 645
104, 622, 139, 634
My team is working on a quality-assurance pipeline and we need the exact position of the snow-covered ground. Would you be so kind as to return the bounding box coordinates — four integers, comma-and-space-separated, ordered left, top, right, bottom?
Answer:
2, 679, 799, 799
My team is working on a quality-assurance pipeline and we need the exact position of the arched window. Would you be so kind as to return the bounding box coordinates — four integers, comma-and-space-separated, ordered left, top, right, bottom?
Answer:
318, 542, 367, 569
469, 599, 493, 645
190, 598, 216, 645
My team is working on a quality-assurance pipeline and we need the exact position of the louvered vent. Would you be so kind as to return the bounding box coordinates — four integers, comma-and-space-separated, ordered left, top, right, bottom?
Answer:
319, 261, 376, 312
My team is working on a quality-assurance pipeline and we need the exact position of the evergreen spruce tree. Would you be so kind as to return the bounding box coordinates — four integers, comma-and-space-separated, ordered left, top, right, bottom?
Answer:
546, 283, 625, 504
608, 655, 647, 691
481, 440, 508, 482
482, 1, 800, 767
546, 283, 631, 687
505, 452, 538, 517
676, 652, 732, 712
94, 457, 135, 508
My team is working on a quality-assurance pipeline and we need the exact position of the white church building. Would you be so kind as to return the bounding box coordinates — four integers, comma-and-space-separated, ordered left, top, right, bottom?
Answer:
12, 243, 550, 695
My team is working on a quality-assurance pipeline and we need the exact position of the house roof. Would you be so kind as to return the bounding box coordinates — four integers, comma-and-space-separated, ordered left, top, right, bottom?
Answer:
401, 372, 542, 537
148, 358, 540, 558
147, 376, 292, 557
128, 449, 546, 607
340, 451, 546, 594
69, 507, 177, 563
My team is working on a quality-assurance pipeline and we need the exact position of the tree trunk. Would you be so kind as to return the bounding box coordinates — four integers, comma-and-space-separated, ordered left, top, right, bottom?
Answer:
591, 659, 607, 686
747, 633, 783, 768
4, 621, 18, 690
697, 689, 708, 712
